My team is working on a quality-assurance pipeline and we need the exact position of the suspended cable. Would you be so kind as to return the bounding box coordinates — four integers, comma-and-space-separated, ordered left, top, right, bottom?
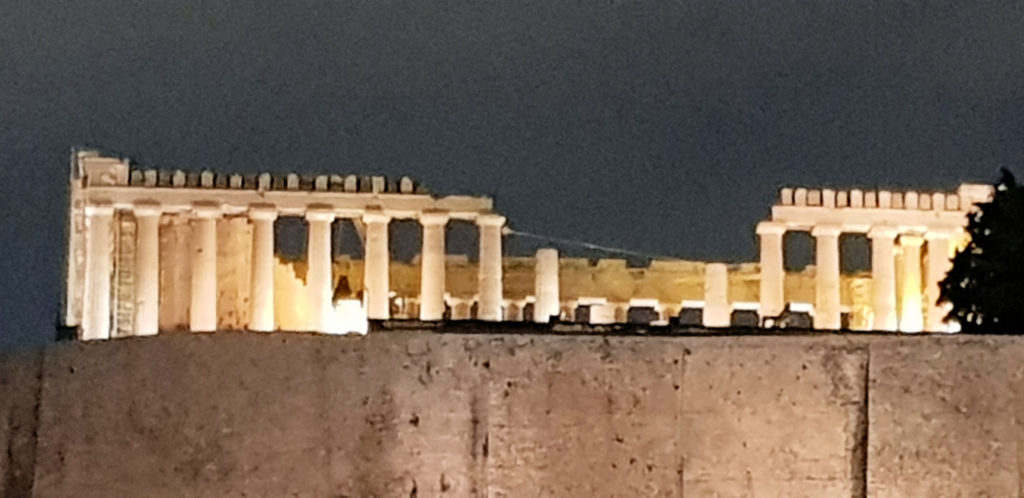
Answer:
504, 227, 686, 261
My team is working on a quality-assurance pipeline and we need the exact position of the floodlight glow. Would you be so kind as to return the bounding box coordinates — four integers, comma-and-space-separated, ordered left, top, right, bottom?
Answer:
325, 299, 368, 335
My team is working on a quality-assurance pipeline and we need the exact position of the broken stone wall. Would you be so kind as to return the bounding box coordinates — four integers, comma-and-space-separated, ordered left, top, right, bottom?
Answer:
131, 217, 877, 331
282, 256, 869, 324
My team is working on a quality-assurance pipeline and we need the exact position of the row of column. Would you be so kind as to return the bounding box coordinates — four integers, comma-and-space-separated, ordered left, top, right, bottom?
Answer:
81, 202, 509, 340
758, 221, 954, 332
254, 207, 508, 330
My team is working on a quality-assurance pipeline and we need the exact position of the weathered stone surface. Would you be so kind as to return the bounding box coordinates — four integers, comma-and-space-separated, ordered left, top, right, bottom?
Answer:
484, 335, 683, 497
682, 336, 868, 497
6, 331, 1024, 496
868, 336, 1022, 497
32, 335, 330, 496
215, 217, 252, 330
0, 350, 43, 497
158, 215, 191, 331
320, 333, 486, 497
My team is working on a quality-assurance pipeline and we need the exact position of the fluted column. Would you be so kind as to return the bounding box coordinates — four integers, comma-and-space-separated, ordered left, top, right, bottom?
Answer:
925, 230, 953, 332
812, 225, 842, 330
363, 210, 391, 320
82, 203, 115, 340
248, 205, 277, 332
899, 234, 924, 333
190, 204, 221, 332
703, 263, 730, 327
756, 221, 786, 320
533, 248, 560, 323
418, 210, 449, 321
868, 226, 899, 331
133, 203, 162, 336
306, 207, 336, 332
477, 214, 506, 321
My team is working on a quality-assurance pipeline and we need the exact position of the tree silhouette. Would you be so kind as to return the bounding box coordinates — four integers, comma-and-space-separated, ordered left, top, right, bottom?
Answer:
939, 169, 1024, 333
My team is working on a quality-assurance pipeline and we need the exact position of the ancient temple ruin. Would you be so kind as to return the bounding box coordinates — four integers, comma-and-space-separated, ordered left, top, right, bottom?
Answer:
758, 184, 991, 333
62, 150, 992, 340
63, 150, 506, 339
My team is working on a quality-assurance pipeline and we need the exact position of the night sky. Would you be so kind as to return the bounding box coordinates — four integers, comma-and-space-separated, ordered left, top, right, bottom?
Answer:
2, 2, 1023, 353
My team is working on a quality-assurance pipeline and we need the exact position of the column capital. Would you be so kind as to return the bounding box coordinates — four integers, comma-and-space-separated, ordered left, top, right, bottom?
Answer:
248, 204, 279, 221
536, 247, 558, 259
133, 201, 162, 218
84, 203, 115, 217
756, 221, 787, 236
476, 213, 506, 227
810, 224, 842, 237
305, 205, 336, 223
867, 225, 900, 239
192, 203, 223, 219
899, 233, 925, 247
419, 209, 450, 226
362, 209, 392, 225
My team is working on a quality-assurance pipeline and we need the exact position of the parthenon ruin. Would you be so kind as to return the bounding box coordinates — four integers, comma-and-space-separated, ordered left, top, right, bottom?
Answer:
62, 150, 992, 340
759, 184, 991, 333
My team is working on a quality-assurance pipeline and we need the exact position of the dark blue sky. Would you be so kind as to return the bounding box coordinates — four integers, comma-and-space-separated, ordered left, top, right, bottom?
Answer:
2, 1, 1023, 352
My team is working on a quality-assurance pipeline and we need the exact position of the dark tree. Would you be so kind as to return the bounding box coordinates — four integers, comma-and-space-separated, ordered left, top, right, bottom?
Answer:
939, 169, 1024, 333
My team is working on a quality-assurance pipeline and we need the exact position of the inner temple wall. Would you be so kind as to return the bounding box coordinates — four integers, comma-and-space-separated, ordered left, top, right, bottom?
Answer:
262, 256, 876, 329
145, 216, 883, 332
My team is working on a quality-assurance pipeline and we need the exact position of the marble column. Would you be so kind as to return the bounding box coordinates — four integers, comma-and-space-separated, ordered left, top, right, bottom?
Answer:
248, 205, 277, 332
925, 230, 953, 332
363, 210, 391, 320
756, 221, 786, 320
533, 248, 560, 323
306, 207, 336, 332
82, 203, 115, 340
133, 203, 162, 336
190, 203, 221, 332
899, 234, 925, 333
812, 225, 842, 330
703, 263, 731, 327
419, 210, 448, 321
476, 214, 506, 321
868, 226, 899, 331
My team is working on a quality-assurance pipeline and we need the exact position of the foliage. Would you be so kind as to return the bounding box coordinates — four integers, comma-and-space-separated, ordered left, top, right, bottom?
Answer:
939, 169, 1024, 333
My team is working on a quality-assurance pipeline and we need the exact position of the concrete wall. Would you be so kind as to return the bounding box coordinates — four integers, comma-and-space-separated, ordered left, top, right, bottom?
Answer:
1, 331, 1021, 496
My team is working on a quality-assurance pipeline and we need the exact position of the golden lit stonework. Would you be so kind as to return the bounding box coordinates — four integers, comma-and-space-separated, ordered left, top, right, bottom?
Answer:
63, 150, 988, 339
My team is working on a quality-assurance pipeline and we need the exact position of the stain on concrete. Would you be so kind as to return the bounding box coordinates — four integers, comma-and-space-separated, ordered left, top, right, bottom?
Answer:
3, 332, 1024, 495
